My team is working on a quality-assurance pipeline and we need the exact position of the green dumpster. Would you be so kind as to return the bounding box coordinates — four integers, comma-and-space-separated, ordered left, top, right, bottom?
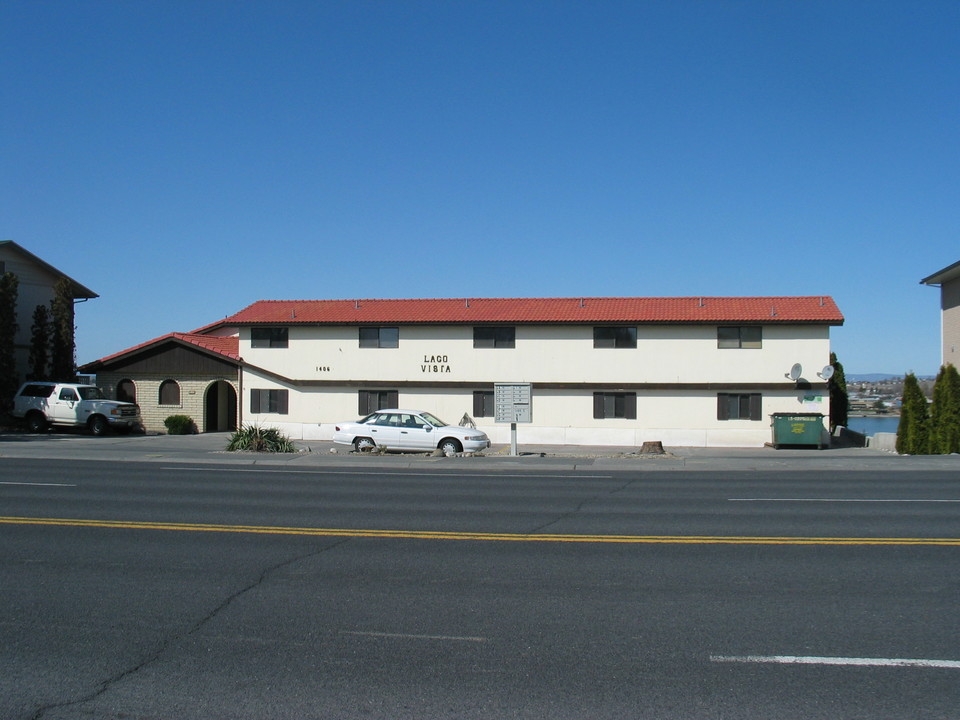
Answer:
770, 413, 826, 449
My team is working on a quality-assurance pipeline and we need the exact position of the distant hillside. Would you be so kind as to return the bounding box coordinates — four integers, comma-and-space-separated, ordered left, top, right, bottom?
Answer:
848, 373, 936, 382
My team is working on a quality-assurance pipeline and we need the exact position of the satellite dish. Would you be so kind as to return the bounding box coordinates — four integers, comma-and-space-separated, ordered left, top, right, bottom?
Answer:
788, 363, 803, 381
819, 365, 835, 381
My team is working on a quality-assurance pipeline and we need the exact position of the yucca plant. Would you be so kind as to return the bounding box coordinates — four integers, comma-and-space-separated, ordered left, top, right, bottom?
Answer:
226, 425, 296, 453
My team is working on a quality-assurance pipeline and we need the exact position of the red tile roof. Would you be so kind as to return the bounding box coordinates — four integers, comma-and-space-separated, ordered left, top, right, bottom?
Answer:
80, 332, 240, 370
216, 296, 844, 326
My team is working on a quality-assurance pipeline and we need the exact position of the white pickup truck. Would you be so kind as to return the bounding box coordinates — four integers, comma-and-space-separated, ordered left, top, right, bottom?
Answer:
12, 382, 142, 436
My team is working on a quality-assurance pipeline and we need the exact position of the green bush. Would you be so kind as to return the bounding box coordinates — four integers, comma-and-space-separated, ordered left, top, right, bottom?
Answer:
164, 415, 197, 435
226, 425, 296, 453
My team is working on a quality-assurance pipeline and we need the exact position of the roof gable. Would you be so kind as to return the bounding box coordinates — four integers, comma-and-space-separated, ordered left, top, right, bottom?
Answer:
0, 240, 98, 299
80, 333, 239, 372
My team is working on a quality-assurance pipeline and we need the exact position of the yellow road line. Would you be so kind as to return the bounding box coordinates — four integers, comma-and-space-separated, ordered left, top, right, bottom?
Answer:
1, 516, 959, 546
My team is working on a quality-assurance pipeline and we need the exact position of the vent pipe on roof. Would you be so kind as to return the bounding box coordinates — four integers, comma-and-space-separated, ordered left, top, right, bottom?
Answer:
579, 298, 585, 308
291, 309, 296, 319
819, 296, 825, 306
771, 305, 778, 317
355, 300, 360, 309
698, 297, 705, 307
465, 298, 470, 308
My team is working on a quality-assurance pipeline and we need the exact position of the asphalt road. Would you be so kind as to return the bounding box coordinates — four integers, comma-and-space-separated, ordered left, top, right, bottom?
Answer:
2, 458, 959, 719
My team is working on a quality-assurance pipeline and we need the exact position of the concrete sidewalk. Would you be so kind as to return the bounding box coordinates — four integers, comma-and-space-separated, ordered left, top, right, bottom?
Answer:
1, 429, 957, 472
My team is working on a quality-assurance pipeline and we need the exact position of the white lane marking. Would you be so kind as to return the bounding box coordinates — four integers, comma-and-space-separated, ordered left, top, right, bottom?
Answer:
0, 481, 76, 487
729, 498, 960, 503
711, 655, 960, 669
163, 467, 611, 480
341, 630, 486, 642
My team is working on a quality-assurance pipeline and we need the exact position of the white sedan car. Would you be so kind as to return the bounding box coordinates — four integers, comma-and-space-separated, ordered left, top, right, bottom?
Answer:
333, 409, 490, 454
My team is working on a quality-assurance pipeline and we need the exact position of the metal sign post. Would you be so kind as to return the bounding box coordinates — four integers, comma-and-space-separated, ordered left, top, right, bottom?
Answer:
494, 383, 532, 456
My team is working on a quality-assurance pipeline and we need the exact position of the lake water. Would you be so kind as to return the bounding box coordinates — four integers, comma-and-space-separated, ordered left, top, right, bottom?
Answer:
846, 415, 900, 436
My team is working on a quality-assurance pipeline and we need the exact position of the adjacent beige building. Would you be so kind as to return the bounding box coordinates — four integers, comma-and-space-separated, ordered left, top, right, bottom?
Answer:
0, 240, 98, 383
921, 260, 960, 369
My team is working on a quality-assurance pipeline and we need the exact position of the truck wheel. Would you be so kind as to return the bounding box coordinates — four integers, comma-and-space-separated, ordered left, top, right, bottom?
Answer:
26, 412, 48, 433
88, 416, 109, 436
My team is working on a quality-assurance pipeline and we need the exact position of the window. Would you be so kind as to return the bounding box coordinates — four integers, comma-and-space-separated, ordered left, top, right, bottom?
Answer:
159, 380, 181, 405
59, 388, 79, 402
594, 326, 637, 349
251, 327, 289, 348
117, 380, 136, 403
593, 392, 637, 419
359, 327, 399, 348
717, 393, 762, 421
358, 389, 398, 415
717, 326, 762, 349
250, 389, 289, 414
20, 384, 55, 398
474, 327, 515, 348
473, 390, 495, 417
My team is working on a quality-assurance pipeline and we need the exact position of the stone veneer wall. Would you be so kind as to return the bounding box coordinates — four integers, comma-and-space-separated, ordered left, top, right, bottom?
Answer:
93, 372, 237, 433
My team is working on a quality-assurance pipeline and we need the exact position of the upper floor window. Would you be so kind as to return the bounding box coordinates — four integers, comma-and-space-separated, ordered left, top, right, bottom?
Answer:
251, 327, 289, 348
474, 326, 515, 348
718, 326, 762, 349
594, 326, 637, 349
359, 326, 399, 348
159, 379, 181, 406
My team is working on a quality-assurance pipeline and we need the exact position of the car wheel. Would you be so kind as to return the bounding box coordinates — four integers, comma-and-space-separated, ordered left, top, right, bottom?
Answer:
439, 438, 462, 454
354, 436, 375, 452
26, 411, 48, 433
88, 416, 109, 436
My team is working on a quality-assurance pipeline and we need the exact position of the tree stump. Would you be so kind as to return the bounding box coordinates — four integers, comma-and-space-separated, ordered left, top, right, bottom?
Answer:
640, 441, 665, 454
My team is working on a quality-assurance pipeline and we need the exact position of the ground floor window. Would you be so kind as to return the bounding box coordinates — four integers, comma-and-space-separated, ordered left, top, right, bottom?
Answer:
593, 392, 637, 419
250, 388, 288, 414
717, 393, 762, 420
473, 390, 495, 417
117, 379, 136, 403
358, 389, 398, 415
159, 379, 181, 406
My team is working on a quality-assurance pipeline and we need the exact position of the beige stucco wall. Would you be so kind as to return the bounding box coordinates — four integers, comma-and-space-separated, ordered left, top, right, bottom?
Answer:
941, 277, 960, 368
1, 246, 63, 382
242, 324, 832, 386
239, 322, 833, 447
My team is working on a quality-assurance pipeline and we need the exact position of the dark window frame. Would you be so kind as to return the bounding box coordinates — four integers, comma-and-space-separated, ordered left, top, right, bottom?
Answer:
359, 326, 399, 349
159, 379, 181, 406
717, 326, 762, 349
593, 392, 638, 419
717, 393, 762, 421
473, 326, 516, 349
593, 326, 637, 349
251, 327, 289, 349
250, 388, 289, 414
117, 379, 136, 404
358, 389, 399, 415
473, 390, 495, 417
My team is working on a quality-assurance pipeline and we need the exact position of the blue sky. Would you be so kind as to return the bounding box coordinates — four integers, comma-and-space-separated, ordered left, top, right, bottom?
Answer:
2, 1, 957, 376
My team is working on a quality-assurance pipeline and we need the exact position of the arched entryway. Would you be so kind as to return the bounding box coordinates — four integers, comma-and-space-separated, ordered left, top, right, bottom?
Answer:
204, 380, 237, 432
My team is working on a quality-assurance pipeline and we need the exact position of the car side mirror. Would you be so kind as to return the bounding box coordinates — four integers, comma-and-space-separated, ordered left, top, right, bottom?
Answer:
425, 426, 433, 432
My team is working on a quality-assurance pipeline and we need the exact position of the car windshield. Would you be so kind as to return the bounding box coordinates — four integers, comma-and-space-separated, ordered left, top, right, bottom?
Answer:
419, 412, 448, 428
78, 387, 106, 400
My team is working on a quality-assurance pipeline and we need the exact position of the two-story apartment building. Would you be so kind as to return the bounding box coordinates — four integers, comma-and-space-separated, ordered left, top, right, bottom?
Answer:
81, 295, 844, 447
921, 260, 960, 368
